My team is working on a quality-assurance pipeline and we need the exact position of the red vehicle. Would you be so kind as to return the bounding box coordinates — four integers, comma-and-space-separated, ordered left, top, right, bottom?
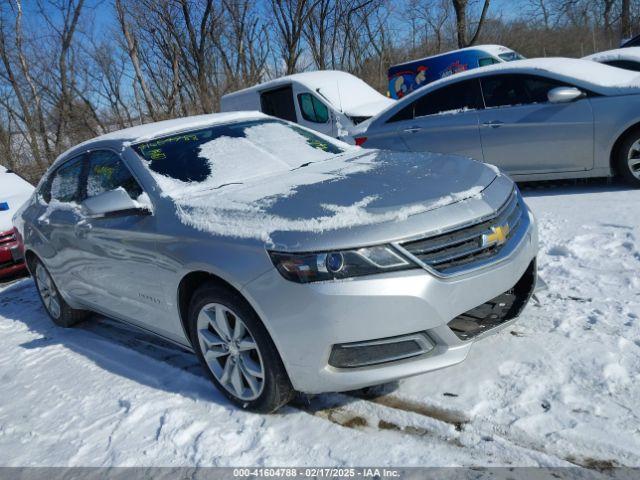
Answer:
0, 166, 34, 280
0, 227, 27, 279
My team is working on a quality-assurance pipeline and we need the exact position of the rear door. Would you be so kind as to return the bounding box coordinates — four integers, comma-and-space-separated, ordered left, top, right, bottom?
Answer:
477, 73, 594, 174
36, 155, 88, 298
391, 78, 485, 160
260, 86, 297, 122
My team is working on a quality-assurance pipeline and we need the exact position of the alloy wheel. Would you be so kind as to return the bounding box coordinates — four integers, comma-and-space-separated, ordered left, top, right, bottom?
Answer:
627, 139, 640, 180
35, 263, 61, 320
196, 302, 265, 401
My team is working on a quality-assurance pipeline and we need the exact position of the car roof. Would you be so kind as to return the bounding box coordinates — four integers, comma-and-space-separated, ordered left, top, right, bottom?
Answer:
56, 111, 268, 164
223, 70, 367, 97
368, 57, 640, 126
584, 47, 640, 63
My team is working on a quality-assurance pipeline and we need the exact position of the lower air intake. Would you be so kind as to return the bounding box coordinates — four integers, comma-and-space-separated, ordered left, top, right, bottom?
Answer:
448, 260, 537, 340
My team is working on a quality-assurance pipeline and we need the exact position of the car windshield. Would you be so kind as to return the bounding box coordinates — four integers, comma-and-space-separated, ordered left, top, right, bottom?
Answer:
499, 51, 526, 62
132, 119, 347, 192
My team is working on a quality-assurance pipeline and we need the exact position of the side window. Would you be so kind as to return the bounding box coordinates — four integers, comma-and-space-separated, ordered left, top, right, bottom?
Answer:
260, 86, 297, 122
522, 75, 566, 103
479, 57, 499, 67
387, 79, 483, 123
298, 93, 329, 123
48, 156, 85, 203
481, 74, 566, 108
414, 80, 484, 118
480, 75, 530, 108
603, 60, 640, 72
86, 150, 143, 200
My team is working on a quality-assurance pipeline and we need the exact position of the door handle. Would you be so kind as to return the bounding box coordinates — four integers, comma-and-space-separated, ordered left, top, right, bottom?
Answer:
482, 120, 504, 128
403, 126, 422, 134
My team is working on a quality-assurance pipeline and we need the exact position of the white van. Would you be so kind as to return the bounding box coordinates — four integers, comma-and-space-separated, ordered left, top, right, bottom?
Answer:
220, 71, 394, 139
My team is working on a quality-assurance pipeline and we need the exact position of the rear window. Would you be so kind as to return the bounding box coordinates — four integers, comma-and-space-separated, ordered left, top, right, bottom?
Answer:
132, 119, 346, 189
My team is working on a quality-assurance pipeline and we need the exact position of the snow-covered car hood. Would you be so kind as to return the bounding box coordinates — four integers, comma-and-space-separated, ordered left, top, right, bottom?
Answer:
163, 150, 500, 248
344, 98, 395, 118
0, 167, 34, 233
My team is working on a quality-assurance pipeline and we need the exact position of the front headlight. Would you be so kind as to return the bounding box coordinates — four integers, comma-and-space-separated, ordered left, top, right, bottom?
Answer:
268, 245, 418, 283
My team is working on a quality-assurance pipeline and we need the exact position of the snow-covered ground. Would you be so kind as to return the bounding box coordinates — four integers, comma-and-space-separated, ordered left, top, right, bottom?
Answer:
0, 181, 638, 468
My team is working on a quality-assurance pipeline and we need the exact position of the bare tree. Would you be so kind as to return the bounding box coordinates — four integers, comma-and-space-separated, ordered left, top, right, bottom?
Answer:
271, 0, 320, 74
622, 0, 632, 39
115, 0, 158, 120
452, 0, 491, 47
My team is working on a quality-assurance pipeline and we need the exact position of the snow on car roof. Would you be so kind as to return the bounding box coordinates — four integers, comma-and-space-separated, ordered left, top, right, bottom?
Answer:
56, 111, 269, 162
584, 47, 640, 63
222, 70, 392, 115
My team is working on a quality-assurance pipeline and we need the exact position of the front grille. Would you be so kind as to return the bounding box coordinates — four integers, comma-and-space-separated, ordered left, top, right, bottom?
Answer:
399, 190, 523, 274
448, 260, 536, 340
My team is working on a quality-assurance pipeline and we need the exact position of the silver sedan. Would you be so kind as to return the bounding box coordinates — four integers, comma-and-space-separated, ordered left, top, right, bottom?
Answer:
14, 112, 538, 412
357, 58, 640, 186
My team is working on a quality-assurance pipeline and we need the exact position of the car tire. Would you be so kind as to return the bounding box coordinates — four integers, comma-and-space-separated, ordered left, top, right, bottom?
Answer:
188, 282, 295, 413
33, 259, 89, 328
615, 129, 640, 187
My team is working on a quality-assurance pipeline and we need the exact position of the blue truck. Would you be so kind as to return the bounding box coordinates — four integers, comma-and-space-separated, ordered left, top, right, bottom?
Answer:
388, 45, 524, 99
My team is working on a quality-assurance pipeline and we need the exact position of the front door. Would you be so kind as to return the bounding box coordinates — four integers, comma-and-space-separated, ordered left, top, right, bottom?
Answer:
478, 73, 594, 175
73, 150, 179, 338
294, 90, 334, 136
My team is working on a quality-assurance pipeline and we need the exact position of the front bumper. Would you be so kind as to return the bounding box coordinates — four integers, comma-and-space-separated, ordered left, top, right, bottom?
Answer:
0, 229, 27, 279
243, 208, 539, 394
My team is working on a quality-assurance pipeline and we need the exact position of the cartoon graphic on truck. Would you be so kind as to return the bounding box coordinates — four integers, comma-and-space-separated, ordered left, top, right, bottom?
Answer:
388, 45, 524, 99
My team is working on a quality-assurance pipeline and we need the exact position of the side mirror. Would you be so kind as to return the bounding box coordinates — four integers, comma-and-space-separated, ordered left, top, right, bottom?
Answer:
548, 87, 584, 104
82, 188, 150, 217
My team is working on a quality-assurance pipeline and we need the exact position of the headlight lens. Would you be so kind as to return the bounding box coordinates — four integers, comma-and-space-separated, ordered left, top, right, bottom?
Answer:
269, 245, 417, 283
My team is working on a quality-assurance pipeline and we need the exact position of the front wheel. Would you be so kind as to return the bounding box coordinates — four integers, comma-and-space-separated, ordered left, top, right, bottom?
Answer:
615, 130, 640, 187
188, 283, 294, 412
33, 260, 88, 327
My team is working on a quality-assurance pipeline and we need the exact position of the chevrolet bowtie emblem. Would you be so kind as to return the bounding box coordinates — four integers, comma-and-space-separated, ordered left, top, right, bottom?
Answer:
482, 224, 510, 248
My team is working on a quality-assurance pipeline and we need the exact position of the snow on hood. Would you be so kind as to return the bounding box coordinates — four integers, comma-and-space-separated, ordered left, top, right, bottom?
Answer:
148, 147, 496, 244
0, 168, 34, 232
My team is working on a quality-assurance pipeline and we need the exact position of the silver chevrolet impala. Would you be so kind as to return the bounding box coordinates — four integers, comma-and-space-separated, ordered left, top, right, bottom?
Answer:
14, 112, 538, 412
356, 58, 640, 186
